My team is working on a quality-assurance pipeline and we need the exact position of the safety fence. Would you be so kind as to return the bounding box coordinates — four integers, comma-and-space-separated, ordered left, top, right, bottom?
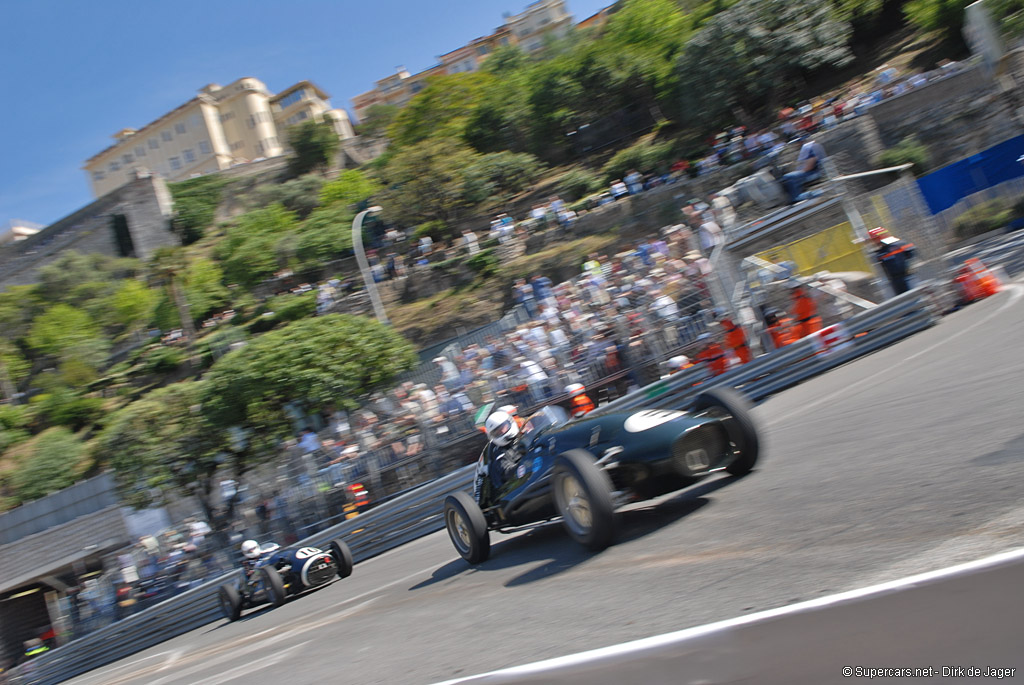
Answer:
7, 286, 939, 685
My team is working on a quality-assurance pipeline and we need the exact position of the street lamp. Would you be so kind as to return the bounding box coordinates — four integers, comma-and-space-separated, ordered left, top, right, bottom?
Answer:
351, 206, 389, 325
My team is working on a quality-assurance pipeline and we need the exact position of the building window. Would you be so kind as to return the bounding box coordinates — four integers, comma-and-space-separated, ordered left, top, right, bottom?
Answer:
162, 130, 172, 141
410, 82, 424, 94
277, 88, 306, 109
189, 114, 202, 128
169, 157, 181, 170
500, 36, 509, 45
135, 146, 146, 158
109, 161, 121, 172
230, 141, 244, 151
122, 154, 133, 164
255, 142, 264, 156
92, 170, 105, 181
247, 115, 255, 129
220, 111, 235, 122
183, 149, 196, 163
198, 140, 211, 154
477, 45, 490, 55
265, 136, 279, 149
148, 138, 159, 149
175, 123, 186, 134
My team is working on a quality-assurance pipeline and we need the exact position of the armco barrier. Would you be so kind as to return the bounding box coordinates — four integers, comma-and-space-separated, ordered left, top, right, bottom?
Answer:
434, 547, 1024, 684
9, 287, 939, 685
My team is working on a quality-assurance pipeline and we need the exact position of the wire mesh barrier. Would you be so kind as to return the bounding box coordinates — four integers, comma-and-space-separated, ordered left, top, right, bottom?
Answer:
6, 286, 940, 685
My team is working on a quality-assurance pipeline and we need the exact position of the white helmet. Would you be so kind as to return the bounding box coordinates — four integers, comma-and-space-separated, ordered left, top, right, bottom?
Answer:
668, 355, 690, 371
566, 383, 586, 397
485, 410, 520, 447
498, 404, 519, 417
241, 540, 261, 559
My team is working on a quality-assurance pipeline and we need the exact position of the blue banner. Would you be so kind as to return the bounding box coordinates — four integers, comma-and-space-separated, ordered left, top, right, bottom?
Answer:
916, 135, 1024, 214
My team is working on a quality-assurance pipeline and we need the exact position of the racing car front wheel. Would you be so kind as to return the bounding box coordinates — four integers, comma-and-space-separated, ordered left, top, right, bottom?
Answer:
329, 539, 354, 579
553, 449, 615, 552
692, 387, 760, 476
219, 584, 242, 622
444, 491, 491, 564
260, 566, 287, 608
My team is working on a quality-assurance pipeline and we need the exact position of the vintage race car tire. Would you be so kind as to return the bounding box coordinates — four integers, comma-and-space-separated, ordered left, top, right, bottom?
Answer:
219, 584, 242, 622
444, 491, 491, 564
260, 566, 287, 608
329, 539, 354, 579
693, 387, 760, 476
553, 449, 615, 552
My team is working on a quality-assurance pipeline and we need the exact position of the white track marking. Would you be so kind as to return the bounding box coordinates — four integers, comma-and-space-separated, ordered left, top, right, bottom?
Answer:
70, 650, 180, 685
432, 547, 1024, 684
200, 641, 310, 685
766, 283, 1024, 429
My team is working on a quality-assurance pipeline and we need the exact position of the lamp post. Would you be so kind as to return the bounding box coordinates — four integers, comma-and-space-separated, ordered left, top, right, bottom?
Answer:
351, 206, 389, 325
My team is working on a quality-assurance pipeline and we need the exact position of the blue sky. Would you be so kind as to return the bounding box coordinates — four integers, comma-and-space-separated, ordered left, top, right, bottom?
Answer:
0, 0, 611, 229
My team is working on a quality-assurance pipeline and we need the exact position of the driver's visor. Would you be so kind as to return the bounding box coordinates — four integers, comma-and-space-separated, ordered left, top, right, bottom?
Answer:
487, 419, 512, 441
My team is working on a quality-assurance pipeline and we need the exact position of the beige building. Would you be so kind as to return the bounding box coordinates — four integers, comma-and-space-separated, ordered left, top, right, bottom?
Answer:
84, 77, 354, 198
351, 0, 570, 123
0, 220, 43, 246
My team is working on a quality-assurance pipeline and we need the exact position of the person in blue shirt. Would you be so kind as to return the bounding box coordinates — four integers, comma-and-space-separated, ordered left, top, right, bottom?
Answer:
781, 138, 826, 203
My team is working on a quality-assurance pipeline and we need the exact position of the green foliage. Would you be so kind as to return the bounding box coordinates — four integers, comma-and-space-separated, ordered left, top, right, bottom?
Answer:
252, 174, 323, 219
97, 381, 225, 512
600, 139, 677, 181
415, 220, 447, 239
0, 286, 43, 342
319, 170, 382, 208
382, 138, 484, 226
990, 0, 1024, 38
904, 0, 970, 40
141, 345, 185, 374
295, 204, 356, 269
0, 404, 30, 452
220, 204, 299, 288
11, 427, 84, 502
27, 304, 110, 368
878, 135, 931, 176
201, 315, 417, 439
109, 279, 158, 332
356, 104, 400, 138
30, 387, 104, 431
466, 249, 499, 279
557, 168, 605, 201
677, 0, 854, 126
169, 176, 228, 244
389, 72, 494, 148
183, 257, 230, 321
463, 151, 546, 204
35, 252, 132, 306
0, 340, 30, 387
249, 292, 317, 332
953, 198, 1015, 240
151, 293, 182, 332
286, 120, 340, 176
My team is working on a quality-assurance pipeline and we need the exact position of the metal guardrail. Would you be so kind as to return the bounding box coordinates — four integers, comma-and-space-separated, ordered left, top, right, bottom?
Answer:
8, 287, 938, 685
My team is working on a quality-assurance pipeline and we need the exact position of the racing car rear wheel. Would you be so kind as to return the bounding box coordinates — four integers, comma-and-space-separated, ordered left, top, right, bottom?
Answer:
219, 584, 242, 622
444, 491, 490, 564
329, 539, 354, 579
260, 566, 287, 608
692, 387, 760, 476
553, 449, 615, 552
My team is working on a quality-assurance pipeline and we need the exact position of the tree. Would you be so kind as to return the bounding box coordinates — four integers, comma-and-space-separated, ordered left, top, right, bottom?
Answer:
201, 315, 417, 442
183, 258, 230, 321
319, 170, 382, 208
356, 104, 400, 139
295, 204, 356, 269
11, 427, 84, 503
676, 0, 854, 126
219, 204, 299, 288
388, 72, 494, 148
286, 120, 340, 176
251, 174, 324, 219
169, 176, 228, 243
27, 304, 110, 368
97, 381, 228, 521
109, 279, 158, 336
381, 137, 484, 227
148, 247, 196, 353
904, 0, 971, 43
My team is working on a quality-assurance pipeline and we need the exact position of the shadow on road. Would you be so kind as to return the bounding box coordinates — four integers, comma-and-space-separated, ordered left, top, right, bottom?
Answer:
409, 472, 750, 591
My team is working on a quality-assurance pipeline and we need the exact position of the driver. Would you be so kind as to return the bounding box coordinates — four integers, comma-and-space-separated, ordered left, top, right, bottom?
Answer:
239, 539, 278, 579
477, 410, 525, 499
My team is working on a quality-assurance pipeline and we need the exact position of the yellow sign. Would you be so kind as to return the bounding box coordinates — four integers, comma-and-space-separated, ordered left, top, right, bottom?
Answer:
755, 222, 872, 276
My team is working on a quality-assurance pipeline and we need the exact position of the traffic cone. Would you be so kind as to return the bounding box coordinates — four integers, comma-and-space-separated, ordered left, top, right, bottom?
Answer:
965, 258, 1001, 298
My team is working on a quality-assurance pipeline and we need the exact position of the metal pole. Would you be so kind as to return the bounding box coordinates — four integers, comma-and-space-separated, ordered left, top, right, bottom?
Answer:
351, 207, 389, 325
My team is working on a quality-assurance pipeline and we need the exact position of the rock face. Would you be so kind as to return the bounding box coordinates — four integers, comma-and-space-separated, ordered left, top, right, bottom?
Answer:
0, 173, 177, 291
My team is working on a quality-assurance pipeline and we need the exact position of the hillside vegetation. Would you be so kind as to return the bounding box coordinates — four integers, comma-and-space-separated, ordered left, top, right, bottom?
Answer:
2, 0, 1022, 514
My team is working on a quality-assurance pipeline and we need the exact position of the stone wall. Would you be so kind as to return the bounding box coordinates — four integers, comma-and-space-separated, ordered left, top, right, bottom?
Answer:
0, 173, 176, 291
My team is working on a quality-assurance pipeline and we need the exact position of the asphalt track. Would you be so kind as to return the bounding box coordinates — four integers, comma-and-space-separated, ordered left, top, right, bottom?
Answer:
66, 281, 1024, 685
